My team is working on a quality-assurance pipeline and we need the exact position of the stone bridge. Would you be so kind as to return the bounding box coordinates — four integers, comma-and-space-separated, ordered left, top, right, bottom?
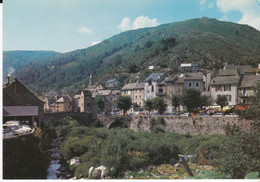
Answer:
43, 112, 100, 127
43, 112, 130, 128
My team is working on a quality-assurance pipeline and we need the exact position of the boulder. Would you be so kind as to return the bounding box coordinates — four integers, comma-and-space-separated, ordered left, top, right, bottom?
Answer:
88, 166, 94, 177
69, 157, 80, 166
95, 165, 107, 179
89, 165, 107, 179
91, 169, 102, 179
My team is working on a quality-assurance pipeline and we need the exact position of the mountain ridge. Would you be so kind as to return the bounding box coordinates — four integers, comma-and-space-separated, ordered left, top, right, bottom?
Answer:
6, 17, 260, 95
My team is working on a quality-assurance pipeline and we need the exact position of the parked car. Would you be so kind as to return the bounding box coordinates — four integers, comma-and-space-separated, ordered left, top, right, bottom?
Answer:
3, 126, 15, 138
165, 113, 175, 116
225, 113, 239, 117
151, 112, 159, 116
212, 113, 224, 117
199, 113, 209, 116
180, 113, 190, 117
3, 120, 21, 127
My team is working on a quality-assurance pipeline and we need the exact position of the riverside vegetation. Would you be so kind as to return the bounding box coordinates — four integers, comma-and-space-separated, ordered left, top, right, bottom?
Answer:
51, 115, 259, 179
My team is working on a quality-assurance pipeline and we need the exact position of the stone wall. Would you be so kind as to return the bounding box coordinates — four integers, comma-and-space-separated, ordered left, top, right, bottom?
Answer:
130, 116, 253, 135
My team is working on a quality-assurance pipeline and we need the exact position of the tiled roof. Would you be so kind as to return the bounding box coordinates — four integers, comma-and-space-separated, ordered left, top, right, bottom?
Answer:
96, 90, 111, 96
145, 73, 164, 82
165, 75, 178, 82
239, 75, 260, 88
184, 72, 204, 80
211, 76, 240, 85
121, 83, 137, 90
219, 69, 238, 76
55, 96, 72, 103
225, 64, 252, 70
3, 106, 38, 117
135, 82, 145, 89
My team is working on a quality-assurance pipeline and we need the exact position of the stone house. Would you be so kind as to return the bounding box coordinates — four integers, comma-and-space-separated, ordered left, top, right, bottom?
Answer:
55, 95, 73, 112
44, 95, 58, 112
105, 79, 120, 88
238, 75, 260, 104
80, 90, 95, 113
210, 69, 241, 106
3, 77, 44, 125
183, 72, 205, 92
144, 73, 165, 100
180, 63, 198, 72
121, 82, 145, 113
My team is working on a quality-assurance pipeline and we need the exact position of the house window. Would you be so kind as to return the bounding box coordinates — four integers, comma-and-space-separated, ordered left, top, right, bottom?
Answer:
139, 102, 141, 106
224, 85, 231, 91
195, 82, 199, 87
169, 87, 173, 92
139, 95, 141, 99
151, 86, 154, 92
189, 82, 192, 87
228, 95, 232, 101
159, 88, 163, 93
136, 95, 137, 99
217, 85, 222, 91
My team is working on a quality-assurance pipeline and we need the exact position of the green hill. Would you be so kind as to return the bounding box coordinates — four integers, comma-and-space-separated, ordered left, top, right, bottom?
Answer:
3, 50, 60, 81
12, 17, 260, 95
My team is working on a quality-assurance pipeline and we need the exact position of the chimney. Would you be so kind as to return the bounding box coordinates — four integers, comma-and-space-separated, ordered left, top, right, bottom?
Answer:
7, 75, 11, 85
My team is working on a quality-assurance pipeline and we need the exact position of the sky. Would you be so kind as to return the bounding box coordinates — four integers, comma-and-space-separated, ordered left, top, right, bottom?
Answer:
3, 0, 260, 53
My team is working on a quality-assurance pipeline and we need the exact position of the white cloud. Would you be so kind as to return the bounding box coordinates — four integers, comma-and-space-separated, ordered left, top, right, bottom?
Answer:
91, 41, 101, 46
117, 17, 132, 31
216, 0, 260, 30
200, 0, 207, 5
118, 16, 161, 31
79, 27, 94, 34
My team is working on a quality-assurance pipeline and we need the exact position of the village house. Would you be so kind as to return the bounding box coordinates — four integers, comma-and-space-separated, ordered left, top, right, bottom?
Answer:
210, 69, 241, 106
3, 76, 44, 125
144, 73, 165, 100
105, 79, 120, 88
44, 95, 58, 112
238, 75, 260, 104
180, 63, 198, 72
183, 72, 205, 92
55, 95, 73, 112
121, 82, 145, 113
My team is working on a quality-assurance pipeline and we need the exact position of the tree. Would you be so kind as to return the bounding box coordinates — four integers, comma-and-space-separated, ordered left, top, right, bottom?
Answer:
171, 94, 182, 113
116, 96, 132, 115
113, 54, 123, 65
200, 95, 213, 108
182, 88, 201, 113
153, 97, 167, 115
127, 62, 138, 73
216, 95, 228, 113
215, 81, 260, 178
95, 97, 105, 112
144, 99, 154, 114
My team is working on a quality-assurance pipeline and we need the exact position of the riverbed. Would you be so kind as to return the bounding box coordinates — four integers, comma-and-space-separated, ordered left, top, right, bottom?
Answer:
46, 138, 72, 179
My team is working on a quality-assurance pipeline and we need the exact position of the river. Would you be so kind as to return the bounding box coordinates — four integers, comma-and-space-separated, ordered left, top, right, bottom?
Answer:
46, 137, 72, 179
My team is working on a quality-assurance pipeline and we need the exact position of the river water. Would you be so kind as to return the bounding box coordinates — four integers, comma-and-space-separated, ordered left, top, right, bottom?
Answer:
46, 138, 72, 179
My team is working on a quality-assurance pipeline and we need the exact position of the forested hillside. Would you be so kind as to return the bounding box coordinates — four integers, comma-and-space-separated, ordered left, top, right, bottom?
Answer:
11, 17, 260, 95
3, 50, 60, 81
